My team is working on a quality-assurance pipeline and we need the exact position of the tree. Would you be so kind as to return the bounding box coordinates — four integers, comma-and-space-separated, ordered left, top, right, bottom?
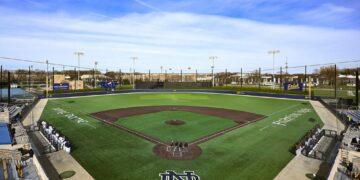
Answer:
317, 65, 339, 86
105, 71, 116, 79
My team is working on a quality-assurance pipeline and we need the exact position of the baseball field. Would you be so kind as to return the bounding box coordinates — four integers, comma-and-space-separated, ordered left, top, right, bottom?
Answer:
41, 92, 323, 179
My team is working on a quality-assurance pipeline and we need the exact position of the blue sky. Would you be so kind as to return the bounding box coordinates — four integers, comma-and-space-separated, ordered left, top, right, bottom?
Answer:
0, 0, 359, 72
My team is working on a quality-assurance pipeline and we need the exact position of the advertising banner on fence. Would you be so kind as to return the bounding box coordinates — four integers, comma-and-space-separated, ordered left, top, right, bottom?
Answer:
53, 83, 70, 90
100, 81, 118, 89
284, 82, 303, 91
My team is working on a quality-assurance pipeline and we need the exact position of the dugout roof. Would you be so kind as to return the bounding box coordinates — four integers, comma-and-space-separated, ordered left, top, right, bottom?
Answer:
0, 123, 11, 145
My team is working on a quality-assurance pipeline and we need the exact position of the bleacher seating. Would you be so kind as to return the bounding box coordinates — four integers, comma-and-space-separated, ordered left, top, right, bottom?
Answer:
344, 110, 360, 123
0, 103, 24, 120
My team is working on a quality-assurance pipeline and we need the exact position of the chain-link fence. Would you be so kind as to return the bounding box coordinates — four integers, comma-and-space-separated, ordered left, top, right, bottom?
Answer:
1, 57, 359, 106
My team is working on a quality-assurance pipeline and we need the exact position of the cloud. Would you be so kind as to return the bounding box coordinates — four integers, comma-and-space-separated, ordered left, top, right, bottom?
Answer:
134, 0, 162, 12
298, 3, 355, 26
0, 8, 359, 73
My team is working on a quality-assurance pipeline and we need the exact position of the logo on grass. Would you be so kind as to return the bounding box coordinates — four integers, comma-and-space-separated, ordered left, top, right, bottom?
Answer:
159, 170, 200, 180
272, 108, 312, 126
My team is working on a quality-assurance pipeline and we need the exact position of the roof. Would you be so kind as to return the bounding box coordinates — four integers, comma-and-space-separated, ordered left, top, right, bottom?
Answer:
0, 123, 11, 144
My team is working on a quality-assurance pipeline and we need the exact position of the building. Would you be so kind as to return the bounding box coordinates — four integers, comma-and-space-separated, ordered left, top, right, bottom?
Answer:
52, 74, 84, 90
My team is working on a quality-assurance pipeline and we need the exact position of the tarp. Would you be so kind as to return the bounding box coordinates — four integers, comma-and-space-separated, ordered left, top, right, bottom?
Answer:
0, 123, 11, 144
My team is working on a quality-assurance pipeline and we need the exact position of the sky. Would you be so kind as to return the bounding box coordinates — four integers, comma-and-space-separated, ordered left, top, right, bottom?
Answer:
0, 0, 359, 73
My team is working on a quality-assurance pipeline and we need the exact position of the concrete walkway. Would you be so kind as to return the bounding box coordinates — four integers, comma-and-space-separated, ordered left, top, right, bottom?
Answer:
275, 155, 324, 180
46, 151, 94, 180
310, 101, 345, 133
275, 100, 345, 180
22, 99, 48, 127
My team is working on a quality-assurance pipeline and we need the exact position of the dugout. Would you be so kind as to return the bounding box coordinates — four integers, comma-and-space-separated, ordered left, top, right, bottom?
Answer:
0, 123, 12, 146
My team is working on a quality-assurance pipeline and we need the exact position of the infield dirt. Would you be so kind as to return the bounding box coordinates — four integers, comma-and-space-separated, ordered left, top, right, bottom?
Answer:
90, 105, 265, 160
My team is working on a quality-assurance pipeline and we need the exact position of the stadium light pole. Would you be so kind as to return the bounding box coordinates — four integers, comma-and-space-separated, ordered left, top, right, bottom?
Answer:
187, 67, 191, 82
169, 68, 172, 82
74, 51, 84, 90
268, 50, 280, 89
209, 56, 218, 87
130, 57, 139, 89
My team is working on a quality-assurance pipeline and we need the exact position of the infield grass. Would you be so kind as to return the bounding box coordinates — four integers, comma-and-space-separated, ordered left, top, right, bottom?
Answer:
116, 111, 237, 142
41, 93, 323, 180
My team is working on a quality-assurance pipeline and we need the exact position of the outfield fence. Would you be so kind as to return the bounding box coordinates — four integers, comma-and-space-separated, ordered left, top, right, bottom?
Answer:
0, 56, 358, 107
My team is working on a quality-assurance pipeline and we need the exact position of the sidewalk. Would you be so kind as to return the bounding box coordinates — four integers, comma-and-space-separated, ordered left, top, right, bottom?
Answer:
46, 151, 94, 180
275, 100, 345, 180
22, 99, 48, 127
310, 101, 345, 133
275, 155, 324, 180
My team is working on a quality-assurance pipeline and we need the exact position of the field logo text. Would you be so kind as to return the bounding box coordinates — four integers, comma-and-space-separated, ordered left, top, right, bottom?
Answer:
272, 108, 312, 126
52, 107, 96, 128
159, 170, 200, 180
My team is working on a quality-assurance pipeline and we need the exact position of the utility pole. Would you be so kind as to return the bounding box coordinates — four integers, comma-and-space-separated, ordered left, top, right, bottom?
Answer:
52, 67, 55, 87
280, 66, 283, 90
304, 65, 307, 91
160, 66, 163, 81
180, 69, 183, 82
120, 69, 123, 86
195, 69, 198, 83
240, 68, 243, 88
225, 69, 228, 86
93, 68, 95, 88
258, 67, 261, 88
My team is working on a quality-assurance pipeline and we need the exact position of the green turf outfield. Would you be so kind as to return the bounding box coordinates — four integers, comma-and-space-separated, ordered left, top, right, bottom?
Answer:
41, 93, 323, 180
116, 111, 237, 142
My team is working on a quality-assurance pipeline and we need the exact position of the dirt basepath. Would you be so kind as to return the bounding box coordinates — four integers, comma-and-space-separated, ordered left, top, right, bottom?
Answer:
91, 105, 264, 123
90, 105, 265, 160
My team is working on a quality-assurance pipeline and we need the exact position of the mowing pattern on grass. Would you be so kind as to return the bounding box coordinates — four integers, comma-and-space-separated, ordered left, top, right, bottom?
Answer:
90, 106, 265, 159
41, 93, 323, 180
91, 105, 264, 123
91, 106, 264, 144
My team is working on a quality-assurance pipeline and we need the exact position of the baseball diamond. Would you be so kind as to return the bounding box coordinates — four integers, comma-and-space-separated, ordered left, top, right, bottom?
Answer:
90, 105, 265, 160
39, 92, 324, 179
1, 3, 357, 179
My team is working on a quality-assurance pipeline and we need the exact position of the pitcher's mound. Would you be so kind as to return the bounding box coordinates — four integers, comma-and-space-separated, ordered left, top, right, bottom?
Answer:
165, 120, 186, 126
153, 143, 202, 160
